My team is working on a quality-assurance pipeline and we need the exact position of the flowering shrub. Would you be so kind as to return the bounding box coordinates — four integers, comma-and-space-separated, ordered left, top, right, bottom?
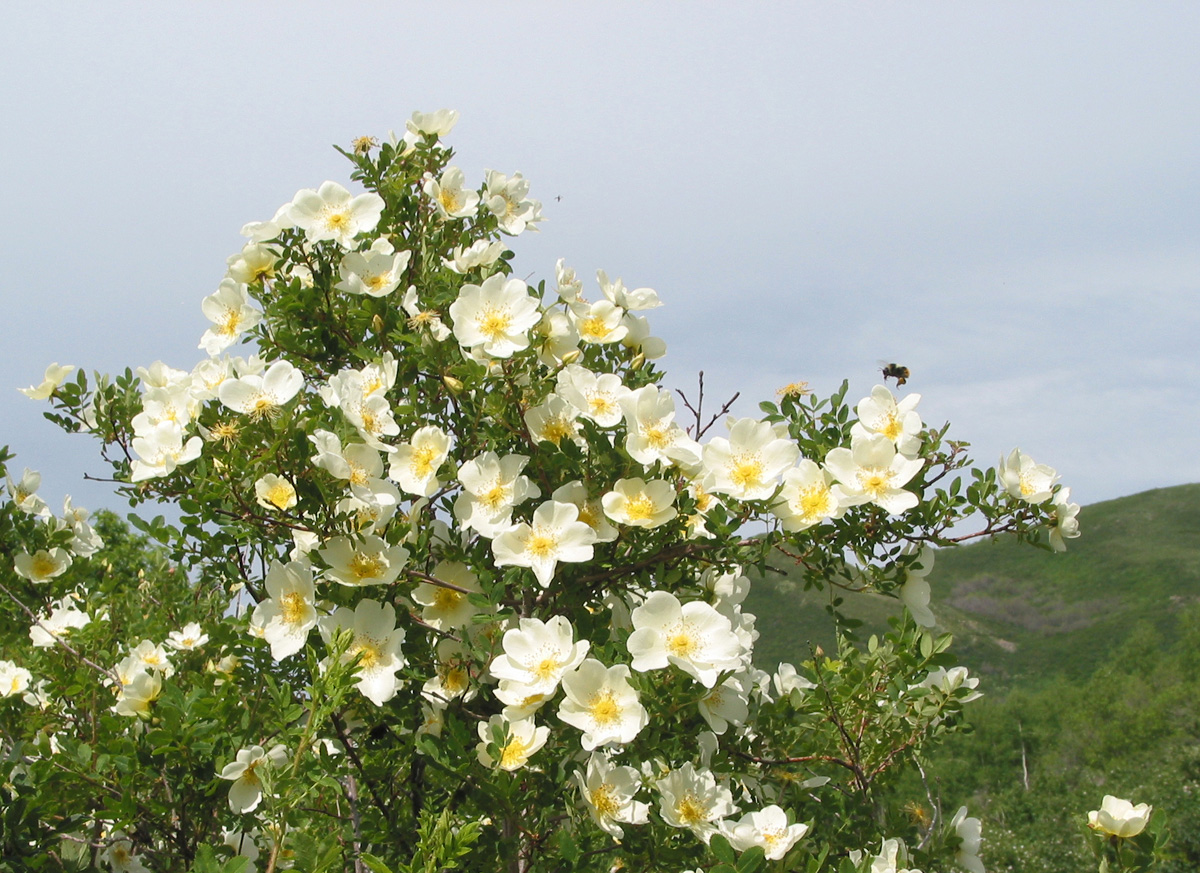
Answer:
0, 110, 1113, 872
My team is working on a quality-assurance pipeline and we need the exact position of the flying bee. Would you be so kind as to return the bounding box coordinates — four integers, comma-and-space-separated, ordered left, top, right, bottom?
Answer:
879, 361, 910, 386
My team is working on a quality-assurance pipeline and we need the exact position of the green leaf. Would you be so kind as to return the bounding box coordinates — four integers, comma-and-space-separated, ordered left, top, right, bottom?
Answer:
735, 846, 767, 873
710, 832, 737, 864
360, 855, 395, 873
554, 828, 580, 864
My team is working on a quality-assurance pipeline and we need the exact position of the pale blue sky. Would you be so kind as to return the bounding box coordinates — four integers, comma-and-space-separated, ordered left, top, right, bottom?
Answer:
2, 3, 1198, 513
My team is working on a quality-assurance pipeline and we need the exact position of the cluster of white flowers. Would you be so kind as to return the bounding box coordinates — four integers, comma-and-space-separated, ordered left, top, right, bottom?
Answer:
7, 469, 104, 582
2, 469, 113, 707
5, 108, 1081, 871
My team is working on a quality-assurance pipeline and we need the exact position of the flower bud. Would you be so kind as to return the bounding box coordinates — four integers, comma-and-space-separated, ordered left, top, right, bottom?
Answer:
372, 314, 385, 336
630, 353, 646, 371
443, 375, 465, 395
560, 349, 582, 365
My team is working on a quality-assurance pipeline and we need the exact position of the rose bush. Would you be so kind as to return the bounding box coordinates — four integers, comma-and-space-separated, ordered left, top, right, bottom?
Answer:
0, 110, 1132, 873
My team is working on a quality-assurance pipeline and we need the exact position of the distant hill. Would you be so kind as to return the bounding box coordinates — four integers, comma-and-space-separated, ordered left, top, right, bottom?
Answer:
745, 483, 1200, 686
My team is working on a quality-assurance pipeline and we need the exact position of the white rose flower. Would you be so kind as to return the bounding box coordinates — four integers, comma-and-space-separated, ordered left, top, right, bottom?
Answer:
288, 180, 384, 247
448, 273, 541, 358
1088, 795, 1152, 838
557, 659, 649, 750
492, 500, 597, 588
627, 590, 746, 688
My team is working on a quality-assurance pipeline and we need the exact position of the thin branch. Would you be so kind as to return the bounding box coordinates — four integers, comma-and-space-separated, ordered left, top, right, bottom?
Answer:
0, 580, 121, 685
403, 568, 475, 595
675, 371, 741, 439
330, 712, 394, 823
575, 538, 751, 587
732, 748, 858, 773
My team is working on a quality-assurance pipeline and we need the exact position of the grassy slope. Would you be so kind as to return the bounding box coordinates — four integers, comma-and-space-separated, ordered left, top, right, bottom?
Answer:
745, 483, 1200, 685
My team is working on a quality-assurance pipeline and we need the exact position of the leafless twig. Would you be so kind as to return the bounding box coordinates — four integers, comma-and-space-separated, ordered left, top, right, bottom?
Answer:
676, 371, 740, 438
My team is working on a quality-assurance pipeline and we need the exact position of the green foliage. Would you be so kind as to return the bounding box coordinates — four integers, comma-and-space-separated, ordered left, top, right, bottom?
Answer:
750, 483, 1200, 686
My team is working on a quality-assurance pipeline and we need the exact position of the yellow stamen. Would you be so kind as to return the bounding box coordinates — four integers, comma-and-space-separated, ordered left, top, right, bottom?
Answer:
799, 484, 833, 519
534, 655, 563, 683
352, 639, 382, 670
667, 626, 698, 659
623, 493, 656, 522
499, 735, 530, 769
479, 307, 512, 341
675, 793, 709, 825
590, 783, 620, 819
730, 454, 764, 490
880, 413, 903, 441
525, 532, 558, 559
411, 444, 440, 477
349, 553, 386, 582
281, 591, 308, 625
480, 483, 509, 511
587, 690, 620, 725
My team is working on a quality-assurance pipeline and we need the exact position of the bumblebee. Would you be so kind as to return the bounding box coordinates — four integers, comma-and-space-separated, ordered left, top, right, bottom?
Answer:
879, 362, 910, 386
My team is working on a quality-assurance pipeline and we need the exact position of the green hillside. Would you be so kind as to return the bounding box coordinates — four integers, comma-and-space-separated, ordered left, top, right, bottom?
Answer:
746, 483, 1200, 685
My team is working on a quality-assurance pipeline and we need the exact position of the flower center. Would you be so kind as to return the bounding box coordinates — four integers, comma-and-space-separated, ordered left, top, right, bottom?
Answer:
499, 734, 530, 769
588, 393, 615, 417
249, 395, 279, 421
479, 307, 512, 341
624, 493, 656, 522
31, 555, 57, 577
408, 310, 438, 329
859, 468, 893, 498
281, 591, 308, 625
587, 690, 621, 725
264, 482, 294, 509
210, 421, 240, 445
591, 783, 619, 818
580, 317, 609, 341
644, 424, 671, 449
480, 483, 509, 511
525, 532, 558, 560
441, 665, 469, 695
675, 792, 709, 825
538, 415, 575, 445
219, 309, 244, 337
799, 484, 833, 518
349, 552, 386, 582
358, 406, 381, 435
411, 444, 440, 477
324, 210, 351, 232
432, 588, 464, 611
729, 453, 764, 490
438, 189, 463, 214
667, 624, 699, 660
352, 638, 382, 670
881, 413, 903, 441
533, 654, 563, 683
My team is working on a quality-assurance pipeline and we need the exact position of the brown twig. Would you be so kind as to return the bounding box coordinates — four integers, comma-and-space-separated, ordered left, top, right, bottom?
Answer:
0, 580, 121, 685
675, 371, 741, 439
